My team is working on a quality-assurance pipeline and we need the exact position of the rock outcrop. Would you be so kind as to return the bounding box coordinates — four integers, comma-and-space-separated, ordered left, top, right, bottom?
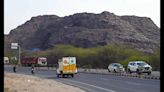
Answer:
6, 11, 160, 53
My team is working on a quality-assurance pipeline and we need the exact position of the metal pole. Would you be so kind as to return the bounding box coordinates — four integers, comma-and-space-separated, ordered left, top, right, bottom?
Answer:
18, 45, 21, 66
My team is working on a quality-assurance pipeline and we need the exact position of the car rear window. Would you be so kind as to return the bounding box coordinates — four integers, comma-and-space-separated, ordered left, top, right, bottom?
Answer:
137, 62, 146, 66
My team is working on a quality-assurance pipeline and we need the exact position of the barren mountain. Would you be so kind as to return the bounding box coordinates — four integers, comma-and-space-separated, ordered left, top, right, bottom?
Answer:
6, 11, 160, 53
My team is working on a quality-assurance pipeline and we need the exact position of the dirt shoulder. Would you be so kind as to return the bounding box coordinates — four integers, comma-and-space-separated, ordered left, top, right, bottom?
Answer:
4, 72, 85, 92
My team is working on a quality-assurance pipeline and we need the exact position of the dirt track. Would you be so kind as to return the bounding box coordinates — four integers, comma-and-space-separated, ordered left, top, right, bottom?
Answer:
4, 72, 85, 92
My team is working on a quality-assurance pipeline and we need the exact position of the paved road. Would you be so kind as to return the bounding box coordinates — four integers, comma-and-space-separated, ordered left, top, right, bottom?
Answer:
4, 66, 160, 92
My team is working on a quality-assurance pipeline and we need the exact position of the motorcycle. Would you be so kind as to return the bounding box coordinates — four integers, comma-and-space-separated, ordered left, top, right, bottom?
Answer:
31, 67, 35, 74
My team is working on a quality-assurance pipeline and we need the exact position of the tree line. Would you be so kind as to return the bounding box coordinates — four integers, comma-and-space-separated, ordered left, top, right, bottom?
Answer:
5, 44, 160, 71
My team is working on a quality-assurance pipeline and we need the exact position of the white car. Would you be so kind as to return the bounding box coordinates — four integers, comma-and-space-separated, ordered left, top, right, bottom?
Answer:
108, 63, 125, 73
127, 61, 152, 75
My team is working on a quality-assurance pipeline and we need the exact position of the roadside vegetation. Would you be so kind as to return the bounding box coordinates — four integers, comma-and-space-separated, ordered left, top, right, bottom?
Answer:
5, 44, 160, 71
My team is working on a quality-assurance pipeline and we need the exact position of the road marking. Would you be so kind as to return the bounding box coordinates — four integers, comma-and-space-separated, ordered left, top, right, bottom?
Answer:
100, 78, 108, 80
64, 79, 116, 92
126, 82, 141, 85
59, 81, 96, 92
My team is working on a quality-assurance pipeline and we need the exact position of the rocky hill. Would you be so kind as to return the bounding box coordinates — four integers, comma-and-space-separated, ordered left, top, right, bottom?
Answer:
6, 11, 160, 53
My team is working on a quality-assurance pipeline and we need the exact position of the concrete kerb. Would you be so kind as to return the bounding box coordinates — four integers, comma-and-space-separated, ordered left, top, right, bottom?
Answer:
35, 66, 56, 71
80, 69, 160, 80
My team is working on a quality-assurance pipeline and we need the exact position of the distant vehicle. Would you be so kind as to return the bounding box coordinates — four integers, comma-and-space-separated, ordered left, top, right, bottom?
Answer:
127, 61, 152, 75
108, 63, 125, 73
21, 57, 47, 66
56, 57, 77, 78
4, 57, 9, 64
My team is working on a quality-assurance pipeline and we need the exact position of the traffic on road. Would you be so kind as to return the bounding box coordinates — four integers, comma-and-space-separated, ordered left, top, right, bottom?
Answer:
4, 65, 160, 92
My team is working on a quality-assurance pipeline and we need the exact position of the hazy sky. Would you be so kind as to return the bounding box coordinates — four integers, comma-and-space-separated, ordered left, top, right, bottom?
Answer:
4, 0, 160, 34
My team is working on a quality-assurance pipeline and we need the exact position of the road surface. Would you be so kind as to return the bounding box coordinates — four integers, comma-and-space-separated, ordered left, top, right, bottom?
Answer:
4, 66, 160, 92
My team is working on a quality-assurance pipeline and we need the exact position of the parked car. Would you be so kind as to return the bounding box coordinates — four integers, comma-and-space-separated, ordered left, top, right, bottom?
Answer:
108, 63, 125, 73
127, 61, 152, 75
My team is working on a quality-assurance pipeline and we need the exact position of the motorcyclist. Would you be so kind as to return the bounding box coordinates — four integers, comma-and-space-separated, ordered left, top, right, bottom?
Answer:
31, 65, 35, 74
13, 65, 16, 73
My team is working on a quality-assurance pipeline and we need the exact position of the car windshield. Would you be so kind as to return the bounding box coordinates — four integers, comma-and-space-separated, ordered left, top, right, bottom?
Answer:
137, 62, 147, 66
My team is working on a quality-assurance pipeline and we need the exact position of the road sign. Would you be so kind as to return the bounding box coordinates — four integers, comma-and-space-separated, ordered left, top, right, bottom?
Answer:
11, 43, 18, 47
10, 42, 21, 65
11, 43, 18, 49
11, 46, 18, 49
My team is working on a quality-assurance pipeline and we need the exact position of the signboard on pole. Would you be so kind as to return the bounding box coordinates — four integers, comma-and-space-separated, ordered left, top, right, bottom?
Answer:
11, 43, 18, 47
11, 43, 18, 49
11, 46, 18, 49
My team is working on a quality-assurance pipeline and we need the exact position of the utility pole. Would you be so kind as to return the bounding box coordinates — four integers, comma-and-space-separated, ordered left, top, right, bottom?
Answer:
18, 45, 21, 66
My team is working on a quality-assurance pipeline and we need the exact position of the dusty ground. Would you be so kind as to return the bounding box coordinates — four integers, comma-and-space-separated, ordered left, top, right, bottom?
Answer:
4, 72, 85, 92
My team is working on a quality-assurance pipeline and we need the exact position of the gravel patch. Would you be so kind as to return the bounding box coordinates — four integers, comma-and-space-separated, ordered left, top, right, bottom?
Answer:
4, 72, 85, 92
